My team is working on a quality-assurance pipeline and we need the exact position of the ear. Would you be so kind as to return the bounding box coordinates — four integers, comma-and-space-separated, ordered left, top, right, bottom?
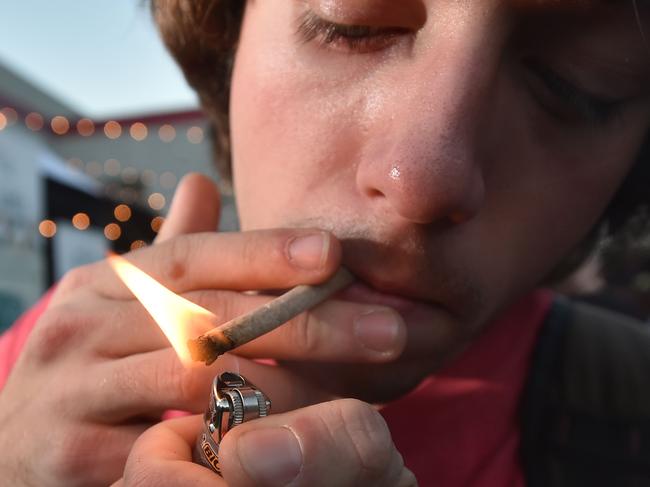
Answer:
154, 173, 221, 243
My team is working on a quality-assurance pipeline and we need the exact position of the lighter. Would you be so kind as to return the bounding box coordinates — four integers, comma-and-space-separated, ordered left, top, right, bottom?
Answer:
193, 372, 271, 475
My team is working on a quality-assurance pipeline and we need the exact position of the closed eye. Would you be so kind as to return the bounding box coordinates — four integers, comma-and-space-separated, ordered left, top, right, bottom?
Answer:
295, 10, 410, 53
524, 58, 625, 125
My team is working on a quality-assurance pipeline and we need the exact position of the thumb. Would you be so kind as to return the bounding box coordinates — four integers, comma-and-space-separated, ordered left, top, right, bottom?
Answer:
155, 172, 221, 243
220, 399, 418, 487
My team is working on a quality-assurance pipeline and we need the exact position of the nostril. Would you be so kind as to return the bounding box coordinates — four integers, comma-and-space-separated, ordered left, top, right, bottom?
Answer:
366, 188, 385, 199
449, 211, 470, 224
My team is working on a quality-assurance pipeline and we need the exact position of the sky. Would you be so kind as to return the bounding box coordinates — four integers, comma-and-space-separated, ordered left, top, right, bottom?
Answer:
0, 1, 198, 119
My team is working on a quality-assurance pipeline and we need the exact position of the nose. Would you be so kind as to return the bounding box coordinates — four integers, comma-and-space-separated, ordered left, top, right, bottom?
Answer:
355, 34, 496, 225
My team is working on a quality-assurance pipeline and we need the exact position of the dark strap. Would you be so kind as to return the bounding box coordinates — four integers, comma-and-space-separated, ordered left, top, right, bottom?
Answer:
521, 296, 650, 487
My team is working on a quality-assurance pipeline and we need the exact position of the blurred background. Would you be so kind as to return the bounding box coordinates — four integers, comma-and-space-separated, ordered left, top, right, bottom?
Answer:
0, 1, 236, 331
1, 2, 649, 333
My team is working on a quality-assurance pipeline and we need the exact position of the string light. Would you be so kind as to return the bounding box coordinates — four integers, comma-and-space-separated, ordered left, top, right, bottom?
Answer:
104, 121, 122, 139
158, 124, 176, 142
130, 240, 147, 251
38, 220, 57, 238
76, 118, 95, 137
130, 122, 148, 141
51, 116, 70, 135
72, 213, 90, 230
150, 216, 164, 233
114, 204, 132, 222
104, 223, 122, 241
147, 192, 166, 211
187, 126, 204, 144
0, 106, 208, 145
25, 112, 44, 131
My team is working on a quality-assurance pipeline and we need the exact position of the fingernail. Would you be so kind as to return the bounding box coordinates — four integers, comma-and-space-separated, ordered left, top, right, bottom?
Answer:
237, 427, 303, 486
287, 232, 329, 270
354, 309, 403, 354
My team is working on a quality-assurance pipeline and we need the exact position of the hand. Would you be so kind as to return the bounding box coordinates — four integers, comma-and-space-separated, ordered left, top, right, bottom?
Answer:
113, 400, 417, 487
0, 173, 430, 486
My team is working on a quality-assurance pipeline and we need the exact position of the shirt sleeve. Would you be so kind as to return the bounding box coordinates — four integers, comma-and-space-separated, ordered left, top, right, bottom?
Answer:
0, 289, 55, 391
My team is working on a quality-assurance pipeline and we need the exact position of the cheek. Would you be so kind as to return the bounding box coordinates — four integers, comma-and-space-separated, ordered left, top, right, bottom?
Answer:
230, 44, 363, 229
487, 125, 644, 300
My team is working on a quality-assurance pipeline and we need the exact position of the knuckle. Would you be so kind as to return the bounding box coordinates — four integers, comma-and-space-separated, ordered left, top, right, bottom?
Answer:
335, 399, 393, 479
152, 355, 203, 405
287, 312, 320, 355
165, 357, 200, 400
186, 289, 231, 320
57, 265, 95, 294
44, 429, 94, 484
239, 232, 260, 268
28, 305, 86, 362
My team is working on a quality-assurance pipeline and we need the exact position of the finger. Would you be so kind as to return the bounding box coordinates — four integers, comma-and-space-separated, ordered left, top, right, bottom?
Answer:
98, 290, 406, 363
50, 422, 152, 487
59, 229, 343, 299
120, 415, 226, 487
155, 173, 221, 243
86, 350, 332, 422
219, 399, 417, 487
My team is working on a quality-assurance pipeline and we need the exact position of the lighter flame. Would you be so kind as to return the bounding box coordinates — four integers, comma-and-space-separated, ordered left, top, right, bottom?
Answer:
108, 254, 216, 366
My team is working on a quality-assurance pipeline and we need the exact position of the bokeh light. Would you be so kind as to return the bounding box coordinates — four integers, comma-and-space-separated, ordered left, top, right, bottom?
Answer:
51, 116, 70, 135
104, 158, 121, 177
160, 171, 177, 189
150, 216, 165, 233
38, 220, 57, 238
104, 223, 122, 241
1, 107, 18, 125
85, 161, 103, 178
130, 122, 148, 141
72, 213, 90, 230
147, 192, 166, 211
25, 112, 44, 131
130, 240, 147, 251
104, 121, 122, 139
0, 113, 6, 131
77, 118, 95, 137
158, 124, 176, 142
140, 169, 157, 186
114, 204, 132, 222
120, 167, 139, 185
68, 158, 84, 170
187, 126, 204, 144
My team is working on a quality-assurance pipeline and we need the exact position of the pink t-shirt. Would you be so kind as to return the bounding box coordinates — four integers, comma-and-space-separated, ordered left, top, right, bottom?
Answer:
0, 288, 552, 486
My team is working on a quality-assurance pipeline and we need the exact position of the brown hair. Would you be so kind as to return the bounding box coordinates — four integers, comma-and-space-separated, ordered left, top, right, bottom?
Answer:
153, 0, 244, 180
153, 0, 650, 280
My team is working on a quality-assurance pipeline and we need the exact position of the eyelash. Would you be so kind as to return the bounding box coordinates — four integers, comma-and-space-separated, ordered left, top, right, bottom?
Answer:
296, 11, 625, 126
523, 58, 623, 125
295, 11, 408, 52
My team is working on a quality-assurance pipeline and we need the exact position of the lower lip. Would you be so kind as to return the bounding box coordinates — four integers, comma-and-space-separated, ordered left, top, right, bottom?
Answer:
336, 281, 419, 313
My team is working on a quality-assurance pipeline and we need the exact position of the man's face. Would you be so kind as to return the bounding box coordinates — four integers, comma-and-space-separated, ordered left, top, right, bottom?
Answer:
229, 0, 650, 364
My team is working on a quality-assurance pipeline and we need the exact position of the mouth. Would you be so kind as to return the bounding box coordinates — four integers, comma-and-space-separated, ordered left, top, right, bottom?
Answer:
335, 272, 427, 314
